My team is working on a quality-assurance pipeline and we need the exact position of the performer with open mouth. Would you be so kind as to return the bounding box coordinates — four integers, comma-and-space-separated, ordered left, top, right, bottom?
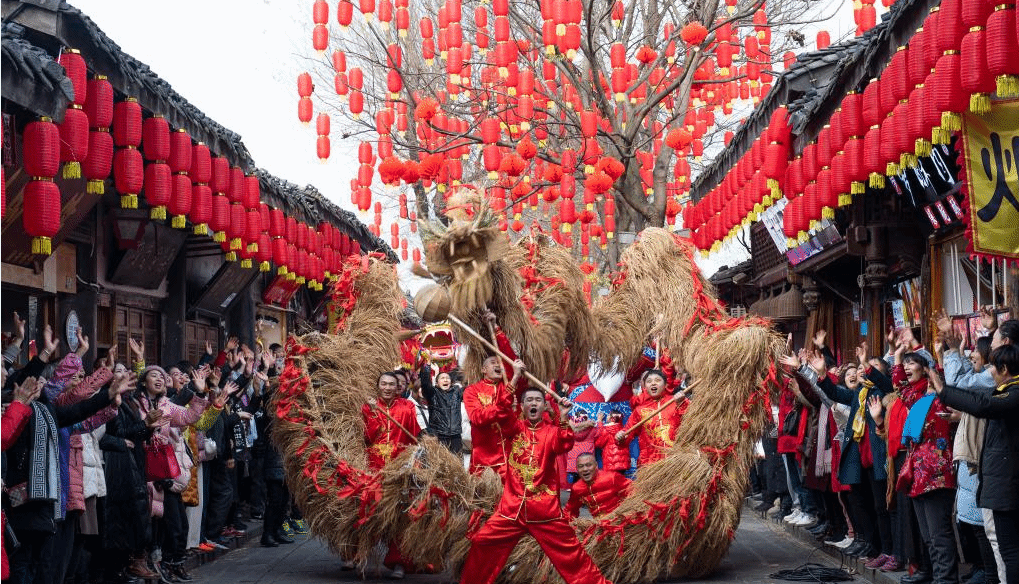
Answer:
459, 358, 612, 584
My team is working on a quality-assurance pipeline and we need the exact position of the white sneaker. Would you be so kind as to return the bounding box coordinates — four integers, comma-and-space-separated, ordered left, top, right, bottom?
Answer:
834, 537, 855, 549
783, 510, 803, 523
794, 513, 817, 526
389, 564, 405, 580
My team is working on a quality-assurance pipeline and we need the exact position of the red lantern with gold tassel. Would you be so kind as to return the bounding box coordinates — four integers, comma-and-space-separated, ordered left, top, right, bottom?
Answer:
189, 143, 212, 234
23, 118, 62, 255
863, 124, 885, 189
58, 107, 89, 181
57, 49, 88, 180
143, 162, 171, 221
986, 4, 1019, 98
112, 98, 142, 208
142, 115, 171, 219
83, 75, 113, 194
167, 129, 192, 228
209, 157, 230, 242
209, 194, 231, 249
930, 51, 967, 144
960, 25, 996, 114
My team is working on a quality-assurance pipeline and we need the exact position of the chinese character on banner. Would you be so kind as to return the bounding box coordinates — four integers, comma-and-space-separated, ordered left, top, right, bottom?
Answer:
961, 99, 1019, 261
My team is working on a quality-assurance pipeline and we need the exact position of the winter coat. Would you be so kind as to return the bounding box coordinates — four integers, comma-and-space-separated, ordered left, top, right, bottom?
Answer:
134, 390, 209, 516
817, 366, 892, 485
3, 372, 114, 534
81, 427, 106, 499
421, 368, 464, 437
940, 377, 1019, 511
101, 402, 154, 551
54, 360, 116, 513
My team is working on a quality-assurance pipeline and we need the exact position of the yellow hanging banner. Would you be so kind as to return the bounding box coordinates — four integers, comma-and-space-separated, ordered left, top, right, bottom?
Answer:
961, 99, 1019, 260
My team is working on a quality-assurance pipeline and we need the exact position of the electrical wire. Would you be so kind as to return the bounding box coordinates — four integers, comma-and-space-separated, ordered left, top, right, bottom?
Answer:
769, 562, 855, 582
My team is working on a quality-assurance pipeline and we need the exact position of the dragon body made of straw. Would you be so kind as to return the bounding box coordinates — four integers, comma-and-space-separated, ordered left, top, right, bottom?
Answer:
270, 226, 784, 583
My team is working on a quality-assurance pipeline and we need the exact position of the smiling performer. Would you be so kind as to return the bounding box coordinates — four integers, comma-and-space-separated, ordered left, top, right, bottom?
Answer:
460, 365, 612, 584
615, 369, 688, 467
463, 354, 522, 476
362, 371, 421, 471
565, 453, 632, 519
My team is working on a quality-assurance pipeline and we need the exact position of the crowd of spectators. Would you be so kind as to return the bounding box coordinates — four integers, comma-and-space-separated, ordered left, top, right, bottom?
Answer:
753, 309, 1018, 584
2, 315, 307, 584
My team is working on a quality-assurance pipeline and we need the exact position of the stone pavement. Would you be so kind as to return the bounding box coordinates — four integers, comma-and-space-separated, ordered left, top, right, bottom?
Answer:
191, 509, 859, 584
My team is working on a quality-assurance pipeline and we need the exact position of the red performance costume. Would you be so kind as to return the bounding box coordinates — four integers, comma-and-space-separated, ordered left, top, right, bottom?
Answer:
460, 402, 612, 584
621, 395, 688, 466
361, 398, 421, 471
566, 471, 631, 519
463, 377, 516, 475
463, 327, 525, 476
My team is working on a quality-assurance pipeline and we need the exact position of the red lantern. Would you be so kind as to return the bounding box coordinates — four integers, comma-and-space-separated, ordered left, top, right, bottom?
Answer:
986, 4, 1019, 98
168, 173, 192, 229
209, 194, 231, 243
114, 146, 143, 210
83, 75, 114, 194
144, 162, 171, 220
112, 98, 142, 148
83, 129, 113, 195
23, 180, 61, 256
142, 115, 170, 162
190, 183, 212, 235
23, 118, 62, 255
58, 49, 87, 106
58, 106, 88, 180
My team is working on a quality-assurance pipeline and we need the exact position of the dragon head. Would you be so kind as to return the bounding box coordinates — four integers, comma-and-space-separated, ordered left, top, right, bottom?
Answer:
419, 323, 459, 369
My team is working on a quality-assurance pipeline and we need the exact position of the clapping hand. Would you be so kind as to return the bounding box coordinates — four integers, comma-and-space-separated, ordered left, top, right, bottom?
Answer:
108, 371, 137, 407
42, 325, 60, 361
980, 306, 997, 332
191, 365, 210, 393
145, 408, 166, 429
75, 327, 90, 357
11, 311, 25, 343
13, 376, 40, 405
128, 337, 144, 361
778, 353, 801, 370
812, 329, 827, 349
866, 394, 884, 421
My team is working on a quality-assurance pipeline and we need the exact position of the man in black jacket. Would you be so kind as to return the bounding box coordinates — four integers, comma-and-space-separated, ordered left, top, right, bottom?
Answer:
419, 368, 464, 455
935, 344, 1019, 584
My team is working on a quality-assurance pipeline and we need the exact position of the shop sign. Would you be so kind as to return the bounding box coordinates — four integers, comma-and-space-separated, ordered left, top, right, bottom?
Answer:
960, 99, 1019, 261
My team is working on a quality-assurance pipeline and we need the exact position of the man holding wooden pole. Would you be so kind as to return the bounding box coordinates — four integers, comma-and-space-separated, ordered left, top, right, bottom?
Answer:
615, 370, 690, 467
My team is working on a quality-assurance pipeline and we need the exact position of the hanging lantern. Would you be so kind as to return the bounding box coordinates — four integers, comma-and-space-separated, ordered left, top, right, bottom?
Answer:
82, 75, 114, 194
166, 129, 193, 228
986, 4, 1019, 98
143, 162, 172, 221
23, 118, 62, 255
961, 26, 996, 114
58, 105, 89, 180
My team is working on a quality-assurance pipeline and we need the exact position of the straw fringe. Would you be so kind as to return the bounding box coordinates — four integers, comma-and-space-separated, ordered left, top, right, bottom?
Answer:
275, 229, 783, 582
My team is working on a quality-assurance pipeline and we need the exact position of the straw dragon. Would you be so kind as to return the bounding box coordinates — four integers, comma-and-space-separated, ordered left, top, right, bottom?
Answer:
270, 201, 784, 583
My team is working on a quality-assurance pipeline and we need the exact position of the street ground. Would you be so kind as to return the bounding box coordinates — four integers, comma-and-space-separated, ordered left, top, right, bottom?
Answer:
192, 508, 858, 584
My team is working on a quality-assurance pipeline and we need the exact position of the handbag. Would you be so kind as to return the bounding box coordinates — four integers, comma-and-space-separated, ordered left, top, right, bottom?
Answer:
144, 440, 181, 482
895, 454, 914, 494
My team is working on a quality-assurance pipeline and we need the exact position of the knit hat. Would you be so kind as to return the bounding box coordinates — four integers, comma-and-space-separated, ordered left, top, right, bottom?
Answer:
140, 364, 170, 386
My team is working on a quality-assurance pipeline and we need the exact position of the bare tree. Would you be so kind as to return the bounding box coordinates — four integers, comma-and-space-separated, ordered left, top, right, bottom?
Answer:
298, 0, 826, 270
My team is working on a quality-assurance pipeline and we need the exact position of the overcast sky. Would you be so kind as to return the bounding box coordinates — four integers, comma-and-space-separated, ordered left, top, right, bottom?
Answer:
71, 0, 869, 281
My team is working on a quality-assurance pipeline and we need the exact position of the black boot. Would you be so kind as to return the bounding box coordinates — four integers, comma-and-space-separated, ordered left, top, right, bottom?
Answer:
169, 561, 195, 582
274, 530, 295, 544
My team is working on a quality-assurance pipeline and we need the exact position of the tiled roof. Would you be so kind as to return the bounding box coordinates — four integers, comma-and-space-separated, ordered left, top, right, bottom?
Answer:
2, 1, 397, 261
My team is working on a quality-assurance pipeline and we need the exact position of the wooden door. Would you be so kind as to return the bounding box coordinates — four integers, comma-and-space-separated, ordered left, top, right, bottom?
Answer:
115, 306, 159, 366
184, 321, 219, 365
